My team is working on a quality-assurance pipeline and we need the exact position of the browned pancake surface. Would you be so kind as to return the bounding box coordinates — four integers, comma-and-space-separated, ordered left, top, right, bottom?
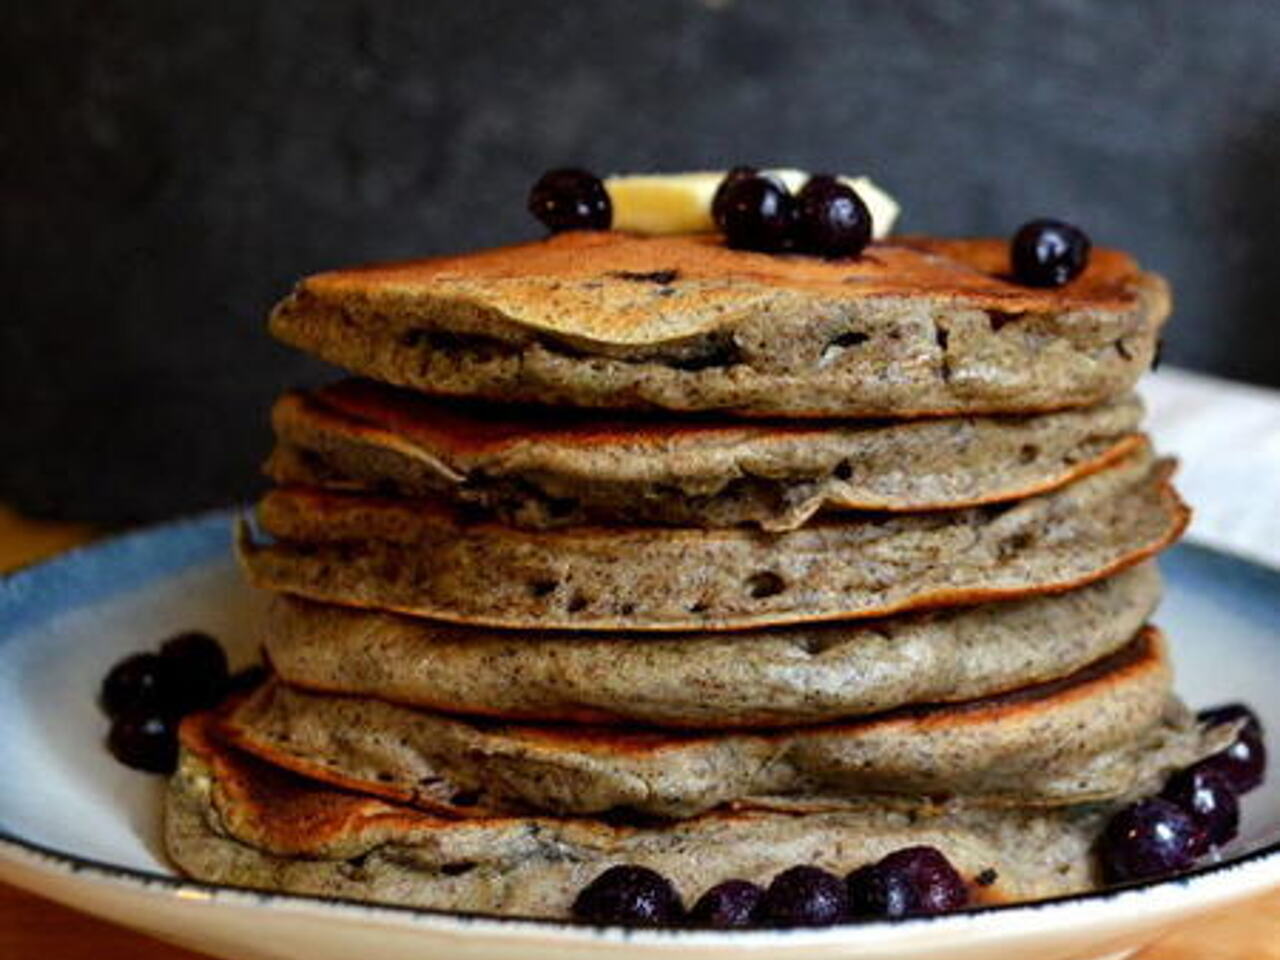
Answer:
268, 232, 1169, 417
298, 232, 1151, 344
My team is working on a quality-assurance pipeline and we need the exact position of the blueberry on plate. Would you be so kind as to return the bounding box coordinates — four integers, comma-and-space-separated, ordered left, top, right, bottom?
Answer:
1196, 703, 1267, 794
571, 865, 684, 926
795, 175, 873, 259
1161, 765, 1240, 847
759, 865, 848, 927
847, 846, 969, 919
688, 879, 764, 928
1099, 798, 1208, 884
107, 712, 179, 775
100, 652, 174, 719
1010, 219, 1091, 287
716, 174, 796, 253
160, 631, 230, 713
528, 168, 612, 233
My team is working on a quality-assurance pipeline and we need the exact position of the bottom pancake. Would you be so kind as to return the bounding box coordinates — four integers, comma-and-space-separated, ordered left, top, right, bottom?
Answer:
223, 629, 1232, 819
167, 711, 1114, 918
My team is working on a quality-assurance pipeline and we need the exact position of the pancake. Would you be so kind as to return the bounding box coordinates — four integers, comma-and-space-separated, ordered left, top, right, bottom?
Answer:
167, 712, 1117, 916
267, 379, 1145, 531
224, 629, 1231, 819
267, 232, 1169, 418
240, 447, 1186, 631
265, 563, 1161, 727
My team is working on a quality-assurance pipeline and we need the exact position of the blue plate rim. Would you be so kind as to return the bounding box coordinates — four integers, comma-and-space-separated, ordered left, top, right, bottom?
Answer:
1, 508, 1278, 942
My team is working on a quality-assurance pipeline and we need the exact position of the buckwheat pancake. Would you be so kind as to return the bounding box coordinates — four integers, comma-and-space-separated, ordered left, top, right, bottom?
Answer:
225, 629, 1230, 819
267, 232, 1168, 418
267, 379, 1145, 530
168, 712, 1116, 915
240, 447, 1186, 631
266, 563, 1160, 727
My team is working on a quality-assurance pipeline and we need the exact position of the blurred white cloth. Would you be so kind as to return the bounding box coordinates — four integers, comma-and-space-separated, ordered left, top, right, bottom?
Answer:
1142, 367, 1280, 569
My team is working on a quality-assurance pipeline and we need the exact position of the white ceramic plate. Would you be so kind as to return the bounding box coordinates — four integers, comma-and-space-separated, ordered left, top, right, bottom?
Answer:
1, 511, 1278, 960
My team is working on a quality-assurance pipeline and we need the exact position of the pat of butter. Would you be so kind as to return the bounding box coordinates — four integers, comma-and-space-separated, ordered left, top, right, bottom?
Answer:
605, 169, 899, 239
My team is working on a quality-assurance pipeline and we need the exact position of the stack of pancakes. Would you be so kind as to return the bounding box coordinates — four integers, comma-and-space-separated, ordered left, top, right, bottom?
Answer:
167, 231, 1231, 919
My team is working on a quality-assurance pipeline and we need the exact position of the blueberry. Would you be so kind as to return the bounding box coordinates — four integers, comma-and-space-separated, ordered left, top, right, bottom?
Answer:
1161, 765, 1240, 847
847, 846, 969, 919
1010, 219, 1091, 287
1195, 737, 1267, 796
795, 175, 873, 259
711, 165, 759, 230
107, 712, 179, 774
160, 631, 229, 712
1197, 703, 1267, 794
572, 865, 684, 926
100, 653, 174, 719
846, 863, 907, 919
1099, 798, 1208, 884
688, 879, 763, 928
759, 865, 848, 928
716, 174, 796, 253
528, 168, 612, 233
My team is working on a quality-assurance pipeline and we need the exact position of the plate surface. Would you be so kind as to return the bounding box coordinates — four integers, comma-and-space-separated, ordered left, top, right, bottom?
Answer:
1, 510, 1278, 960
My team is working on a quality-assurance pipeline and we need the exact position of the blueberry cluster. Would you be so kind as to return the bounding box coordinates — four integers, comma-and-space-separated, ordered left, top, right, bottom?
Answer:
710, 166, 875, 259
99, 632, 255, 774
1098, 703, 1266, 884
526, 166, 875, 259
571, 844, 970, 929
525, 166, 1104, 281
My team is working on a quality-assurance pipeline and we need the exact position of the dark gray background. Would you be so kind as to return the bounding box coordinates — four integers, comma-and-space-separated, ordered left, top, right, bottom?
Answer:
5, 0, 1280, 525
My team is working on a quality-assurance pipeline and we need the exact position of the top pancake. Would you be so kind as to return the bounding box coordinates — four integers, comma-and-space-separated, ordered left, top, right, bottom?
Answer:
268, 232, 1169, 417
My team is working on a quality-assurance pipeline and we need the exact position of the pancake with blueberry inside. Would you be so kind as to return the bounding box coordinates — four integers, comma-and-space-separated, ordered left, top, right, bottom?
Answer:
266, 231, 1168, 419
266, 379, 1146, 531
218, 628, 1233, 820
164, 707, 1129, 917
262, 563, 1161, 728
238, 447, 1185, 631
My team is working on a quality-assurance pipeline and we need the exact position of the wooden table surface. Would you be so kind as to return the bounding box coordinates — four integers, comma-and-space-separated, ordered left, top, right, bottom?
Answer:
1, 507, 1277, 959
